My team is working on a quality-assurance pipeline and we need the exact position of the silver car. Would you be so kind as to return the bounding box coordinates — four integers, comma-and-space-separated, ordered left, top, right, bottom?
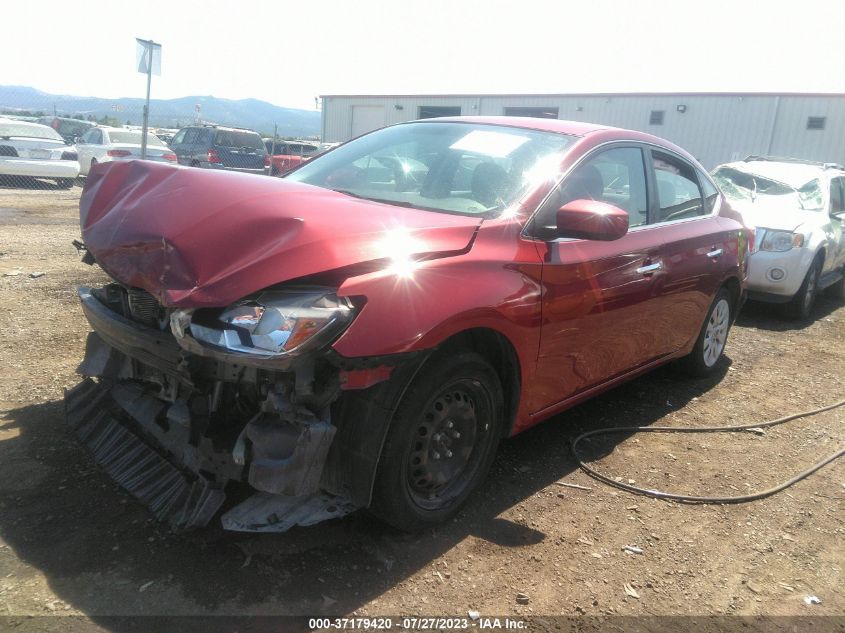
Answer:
0, 118, 80, 188
76, 127, 177, 176
712, 157, 845, 319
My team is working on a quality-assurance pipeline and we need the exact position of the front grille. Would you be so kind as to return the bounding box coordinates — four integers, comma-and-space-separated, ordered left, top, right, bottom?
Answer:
127, 288, 163, 327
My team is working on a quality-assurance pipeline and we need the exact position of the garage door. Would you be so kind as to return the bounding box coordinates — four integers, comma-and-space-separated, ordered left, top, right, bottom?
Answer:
351, 105, 386, 138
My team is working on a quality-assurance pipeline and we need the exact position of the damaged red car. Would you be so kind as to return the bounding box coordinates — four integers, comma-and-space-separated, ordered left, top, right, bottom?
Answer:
67, 117, 750, 533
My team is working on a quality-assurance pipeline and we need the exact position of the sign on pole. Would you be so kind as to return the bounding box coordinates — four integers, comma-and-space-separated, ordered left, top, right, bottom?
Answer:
135, 38, 161, 159
136, 39, 162, 76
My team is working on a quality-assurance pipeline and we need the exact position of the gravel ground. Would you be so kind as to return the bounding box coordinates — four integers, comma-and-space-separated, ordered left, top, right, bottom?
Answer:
0, 184, 842, 632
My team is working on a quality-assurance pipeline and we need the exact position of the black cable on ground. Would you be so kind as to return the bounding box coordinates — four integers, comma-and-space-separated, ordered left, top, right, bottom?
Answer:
571, 398, 845, 503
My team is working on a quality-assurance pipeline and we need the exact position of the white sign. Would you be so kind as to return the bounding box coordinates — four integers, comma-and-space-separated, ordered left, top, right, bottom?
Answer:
136, 39, 162, 76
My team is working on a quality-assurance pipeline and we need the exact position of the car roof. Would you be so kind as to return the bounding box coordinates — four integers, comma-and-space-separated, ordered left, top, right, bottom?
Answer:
0, 118, 61, 134
416, 116, 611, 137
405, 116, 701, 165
189, 124, 259, 134
716, 160, 838, 189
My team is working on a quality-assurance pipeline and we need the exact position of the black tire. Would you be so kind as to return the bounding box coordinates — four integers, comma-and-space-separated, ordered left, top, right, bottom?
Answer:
370, 351, 504, 532
56, 178, 74, 189
783, 257, 821, 320
677, 287, 733, 378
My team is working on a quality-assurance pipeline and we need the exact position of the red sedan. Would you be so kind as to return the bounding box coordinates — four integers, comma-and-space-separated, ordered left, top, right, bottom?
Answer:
69, 117, 750, 532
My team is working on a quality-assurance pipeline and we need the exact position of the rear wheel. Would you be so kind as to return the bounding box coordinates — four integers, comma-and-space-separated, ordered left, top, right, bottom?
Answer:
370, 352, 503, 531
783, 257, 821, 320
55, 178, 74, 189
678, 288, 732, 377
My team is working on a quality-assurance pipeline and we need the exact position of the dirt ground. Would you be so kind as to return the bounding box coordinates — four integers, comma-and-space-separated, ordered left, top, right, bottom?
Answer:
0, 183, 843, 632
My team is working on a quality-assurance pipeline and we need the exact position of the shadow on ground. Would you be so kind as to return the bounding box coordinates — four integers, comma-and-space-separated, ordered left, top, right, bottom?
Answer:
0, 176, 82, 191
0, 360, 730, 632
737, 295, 842, 332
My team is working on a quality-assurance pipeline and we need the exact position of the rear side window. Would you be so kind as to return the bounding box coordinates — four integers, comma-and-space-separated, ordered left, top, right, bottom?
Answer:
698, 170, 720, 213
182, 129, 202, 144
214, 130, 264, 150
651, 151, 704, 222
831, 177, 845, 213
171, 129, 187, 145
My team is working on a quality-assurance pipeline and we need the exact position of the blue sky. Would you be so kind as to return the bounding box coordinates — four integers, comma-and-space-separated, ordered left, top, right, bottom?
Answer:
2, 0, 843, 111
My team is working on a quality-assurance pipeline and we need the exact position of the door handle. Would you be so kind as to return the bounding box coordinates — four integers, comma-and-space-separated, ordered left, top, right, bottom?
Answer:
636, 262, 663, 275
706, 248, 724, 258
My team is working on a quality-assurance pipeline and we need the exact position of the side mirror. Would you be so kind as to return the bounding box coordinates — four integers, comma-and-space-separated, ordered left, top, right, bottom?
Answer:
556, 199, 629, 241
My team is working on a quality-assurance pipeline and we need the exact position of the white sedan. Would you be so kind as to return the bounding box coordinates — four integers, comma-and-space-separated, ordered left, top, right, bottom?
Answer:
76, 127, 177, 176
0, 118, 80, 188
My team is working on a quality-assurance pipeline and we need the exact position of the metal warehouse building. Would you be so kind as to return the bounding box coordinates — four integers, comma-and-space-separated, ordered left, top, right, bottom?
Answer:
320, 93, 845, 169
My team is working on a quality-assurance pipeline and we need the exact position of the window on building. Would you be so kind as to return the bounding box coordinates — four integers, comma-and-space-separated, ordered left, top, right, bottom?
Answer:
503, 107, 559, 119
418, 106, 462, 119
807, 116, 826, 130
649, 110, 665, 125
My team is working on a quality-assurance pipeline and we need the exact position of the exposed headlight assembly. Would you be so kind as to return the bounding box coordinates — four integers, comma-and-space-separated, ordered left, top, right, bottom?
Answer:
170, 288, 355, 361
758, 229, 804, 252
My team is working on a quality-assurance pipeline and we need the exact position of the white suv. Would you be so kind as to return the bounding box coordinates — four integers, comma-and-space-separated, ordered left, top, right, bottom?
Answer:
712, 157, 845, 319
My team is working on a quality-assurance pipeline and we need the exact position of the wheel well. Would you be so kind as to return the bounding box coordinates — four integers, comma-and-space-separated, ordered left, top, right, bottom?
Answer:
721, 276, 741, 313
431, 328, 521, 437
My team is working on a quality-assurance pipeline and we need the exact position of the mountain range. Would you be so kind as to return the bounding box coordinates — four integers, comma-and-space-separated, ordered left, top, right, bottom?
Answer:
0, 86, 321, 137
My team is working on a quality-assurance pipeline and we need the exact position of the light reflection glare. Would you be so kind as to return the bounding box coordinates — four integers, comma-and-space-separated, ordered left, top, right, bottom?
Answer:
379, 227, 422, 279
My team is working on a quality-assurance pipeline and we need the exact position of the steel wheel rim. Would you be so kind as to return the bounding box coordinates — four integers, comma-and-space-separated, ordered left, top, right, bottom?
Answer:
703, 298, 730, 367
405, 379, 493, 511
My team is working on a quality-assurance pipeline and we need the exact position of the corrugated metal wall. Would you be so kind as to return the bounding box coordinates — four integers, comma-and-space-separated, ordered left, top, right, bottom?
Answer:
321, 94, 845, 169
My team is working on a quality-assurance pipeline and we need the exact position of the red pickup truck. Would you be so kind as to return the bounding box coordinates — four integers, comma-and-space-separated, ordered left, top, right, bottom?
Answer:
265, 140, 320, 176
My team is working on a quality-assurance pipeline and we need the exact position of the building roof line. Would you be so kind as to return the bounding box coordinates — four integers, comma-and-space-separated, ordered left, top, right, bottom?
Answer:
321, 91, 845, 99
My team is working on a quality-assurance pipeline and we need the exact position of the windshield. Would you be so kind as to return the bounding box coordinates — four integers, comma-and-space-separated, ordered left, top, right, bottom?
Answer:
286, 121, 575, 217
0, 122, 63, 141
712, 167, 824, 211
107, 131, 166, 146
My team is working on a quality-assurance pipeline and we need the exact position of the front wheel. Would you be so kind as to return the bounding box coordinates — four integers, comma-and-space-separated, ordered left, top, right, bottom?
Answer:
677, 288, 732, 377
783, 258, 821, 320
370, 352, 503, 531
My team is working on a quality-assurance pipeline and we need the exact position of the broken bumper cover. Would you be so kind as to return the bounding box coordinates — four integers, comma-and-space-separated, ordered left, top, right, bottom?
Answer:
66, 286, 356, 532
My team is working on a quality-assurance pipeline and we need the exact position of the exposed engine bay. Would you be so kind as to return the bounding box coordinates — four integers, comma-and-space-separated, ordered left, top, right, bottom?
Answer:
66, 282, 380, 531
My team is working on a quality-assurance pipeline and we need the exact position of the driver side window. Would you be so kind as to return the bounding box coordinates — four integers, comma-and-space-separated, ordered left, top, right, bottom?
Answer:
534, 146, 648, 236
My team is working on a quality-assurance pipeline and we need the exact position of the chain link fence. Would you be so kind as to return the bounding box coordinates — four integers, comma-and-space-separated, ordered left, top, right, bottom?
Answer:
0, 86, 323, 190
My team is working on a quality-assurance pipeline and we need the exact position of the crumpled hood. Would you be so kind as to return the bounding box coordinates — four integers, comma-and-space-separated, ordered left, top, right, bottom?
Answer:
729, 198, 809, 233
80, 161, 481, 307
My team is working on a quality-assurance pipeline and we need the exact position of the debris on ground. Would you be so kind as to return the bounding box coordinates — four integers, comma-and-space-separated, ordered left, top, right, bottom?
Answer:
804, 595, 822, 605
138, 580, 155, 593
624, 584, 640, 599
29, 271, 45, 278
555, 482, 592, 491
468, 611, 480, 620
623, 545, 644, 555
516, 592, 530, 605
